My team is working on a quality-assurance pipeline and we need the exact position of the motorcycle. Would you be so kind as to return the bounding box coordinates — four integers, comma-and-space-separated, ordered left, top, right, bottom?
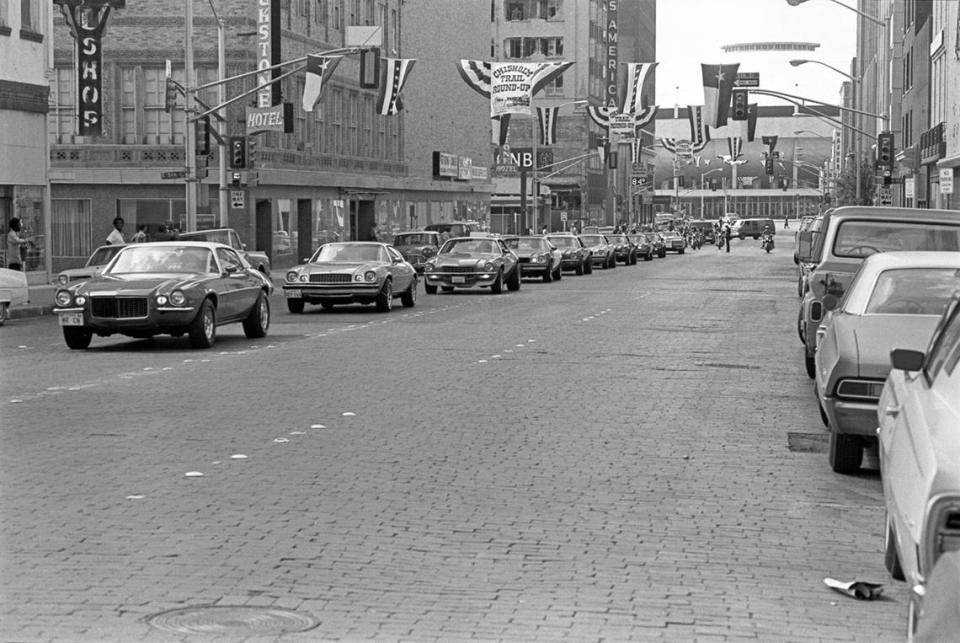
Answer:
761, 236, 775, 253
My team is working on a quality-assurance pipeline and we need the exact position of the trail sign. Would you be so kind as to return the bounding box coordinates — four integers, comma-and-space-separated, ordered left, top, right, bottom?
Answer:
734, 72, 760, 87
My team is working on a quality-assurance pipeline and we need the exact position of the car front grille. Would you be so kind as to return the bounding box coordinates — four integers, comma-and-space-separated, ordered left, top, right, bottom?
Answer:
309, 273, 352, 284
438, 265, 479, 273
92, 297, 147, 318
517, 257, 531, 264
404, 253, 423, 264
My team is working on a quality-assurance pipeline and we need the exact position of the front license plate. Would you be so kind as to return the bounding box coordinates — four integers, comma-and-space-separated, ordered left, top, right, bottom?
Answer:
58, 312, 83, 326
451, 276, 466, 284
285, 289, 302, 298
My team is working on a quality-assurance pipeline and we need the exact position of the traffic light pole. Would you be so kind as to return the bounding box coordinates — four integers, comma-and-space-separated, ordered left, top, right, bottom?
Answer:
216, 14, 228, 227
183, 0, 197, 232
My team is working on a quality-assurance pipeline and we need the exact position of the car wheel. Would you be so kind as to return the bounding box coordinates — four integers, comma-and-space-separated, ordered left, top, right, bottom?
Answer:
400, 278, 417, 307
287, 298, 305, 314
63, 326, 93, 350
242, 292, 270, 338
644, 252, 653, 262
189, 299, 216, 349
679, 248, 685, 255
424, 283, 438, 294
630, 252, 637, 265
884, 517, 905, 581
375, 279, 393, 312
659, 250, 666, 258
829, 429, 863, 474
490, 270, 503, 294
797, 308, 806, 343
608, 255, 616, 269
0, 302, 7, 326
575, 260, 584, 275
506, 266, 521, 291
804, 349, 816, 378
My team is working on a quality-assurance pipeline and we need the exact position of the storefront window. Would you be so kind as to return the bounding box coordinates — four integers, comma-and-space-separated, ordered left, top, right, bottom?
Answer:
117, 198, 186, 240
51, 199, 92, 258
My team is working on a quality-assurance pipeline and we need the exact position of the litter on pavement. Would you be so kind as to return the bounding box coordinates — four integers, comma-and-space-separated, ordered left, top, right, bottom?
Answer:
823, 577, 884, 600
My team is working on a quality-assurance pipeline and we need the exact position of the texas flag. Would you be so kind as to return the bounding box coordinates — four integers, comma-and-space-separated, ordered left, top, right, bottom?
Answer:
701, 63, 740, 129
302, 55, 342, 112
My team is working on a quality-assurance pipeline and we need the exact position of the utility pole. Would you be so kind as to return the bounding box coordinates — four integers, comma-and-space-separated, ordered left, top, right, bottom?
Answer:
184, 0, 197, 232
217, 15, 228, 227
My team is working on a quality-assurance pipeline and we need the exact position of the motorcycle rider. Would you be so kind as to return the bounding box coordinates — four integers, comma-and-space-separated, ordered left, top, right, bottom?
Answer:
761, 225, 774, 252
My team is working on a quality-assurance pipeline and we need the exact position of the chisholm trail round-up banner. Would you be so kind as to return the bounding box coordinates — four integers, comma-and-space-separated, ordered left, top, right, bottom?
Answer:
489, 62, 573, 117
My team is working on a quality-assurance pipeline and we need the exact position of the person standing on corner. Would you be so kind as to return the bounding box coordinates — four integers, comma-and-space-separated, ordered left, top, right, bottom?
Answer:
106, 217, 125, 245
724, 221, 732, 253
6, 218, 32, 270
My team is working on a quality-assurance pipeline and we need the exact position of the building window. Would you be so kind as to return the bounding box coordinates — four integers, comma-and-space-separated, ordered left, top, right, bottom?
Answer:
350, 0, 359, 25
48, 67, 75, 143
503, 37, 563, 59
506, 0, 563, 22
346, 90, 358, 156
20, 0, 36, 30
51, 199, 92, 259
330, 88, 342, 154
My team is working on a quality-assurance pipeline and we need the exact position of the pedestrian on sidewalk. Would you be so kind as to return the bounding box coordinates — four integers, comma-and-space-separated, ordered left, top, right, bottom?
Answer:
723, 222, 732, 253
6, 218, 32, 270
106, 217, 125, 245
131, 224, 148, 243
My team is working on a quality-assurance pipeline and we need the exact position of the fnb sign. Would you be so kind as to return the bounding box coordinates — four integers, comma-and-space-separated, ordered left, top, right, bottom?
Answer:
500, 147, 553, 171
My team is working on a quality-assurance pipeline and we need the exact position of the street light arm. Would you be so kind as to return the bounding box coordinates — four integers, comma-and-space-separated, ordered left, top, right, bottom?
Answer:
749, 88, 885, 134
538, 152, 596, 180
789, 58, 858, 84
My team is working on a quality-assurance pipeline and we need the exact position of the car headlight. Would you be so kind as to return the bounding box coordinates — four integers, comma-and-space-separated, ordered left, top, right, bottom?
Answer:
285, 270, 299, 282
365, 270, 377, 282
423, 247, 436, 256
55, 291, 73, 306
75, 295, 86, 305
57, 274, 69, 285
424, 263, 435, 272
481, 262, 494, 272
156, 295, 168, 305
170, 291, 187, 306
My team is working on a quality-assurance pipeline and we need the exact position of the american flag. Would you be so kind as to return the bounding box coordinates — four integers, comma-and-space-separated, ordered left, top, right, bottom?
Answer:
377, 58, 416, 115
536, 106, 559, 145
620, 62, 657, 114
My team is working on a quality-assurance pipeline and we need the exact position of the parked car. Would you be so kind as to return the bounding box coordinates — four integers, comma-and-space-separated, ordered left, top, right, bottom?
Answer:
424, 221, 478, 238
879, 295, 960, 637
795, 215, 825, 298
503, 236, 561, 282
55, 244, 127, 286
423, 236, 520, 294
660, 229, 686, 254
177, 228, 272, 274
605, 232, 638, 265
0, 267, 29, 325
731, 217, 776, 240
793, 215, 818, 264
283, 242, 417, 313
392, 231, 442, 274
52, 242, 273, 349
578, 233, 616, 269
545, 233, 592, 275
797, 206, 960, 379
626, 233, 654, 261
813, 251, 960, 473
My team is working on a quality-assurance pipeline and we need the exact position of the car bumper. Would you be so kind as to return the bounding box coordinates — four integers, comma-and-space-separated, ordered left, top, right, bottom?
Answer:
821, 396, 879, 436
283, 284, 381, 302
424, 272, 498, 287
519, 263, 550, 276
559, 258, 582, 269
53, 306, 199, 333
590, 255, 609, 265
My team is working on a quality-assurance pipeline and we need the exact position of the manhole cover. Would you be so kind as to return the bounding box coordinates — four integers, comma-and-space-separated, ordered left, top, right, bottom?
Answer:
148, 605, 319, 635
788, 432, 829, 453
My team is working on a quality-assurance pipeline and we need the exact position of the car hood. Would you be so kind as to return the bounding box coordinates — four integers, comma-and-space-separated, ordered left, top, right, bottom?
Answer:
512, 248, 548, 259
77, 273, 206, 294
846, 316, 942, 378
433, 252, 499, 264
301, 262, 383, 273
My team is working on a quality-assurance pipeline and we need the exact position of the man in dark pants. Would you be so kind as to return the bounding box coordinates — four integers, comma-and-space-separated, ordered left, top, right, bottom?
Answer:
724, 223, 732, 253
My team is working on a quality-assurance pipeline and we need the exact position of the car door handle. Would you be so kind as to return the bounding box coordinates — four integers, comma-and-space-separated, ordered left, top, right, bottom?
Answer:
883, 405, 901, 417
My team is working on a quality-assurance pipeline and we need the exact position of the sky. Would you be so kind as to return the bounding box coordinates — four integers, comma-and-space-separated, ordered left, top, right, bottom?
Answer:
655, 0, 859, 109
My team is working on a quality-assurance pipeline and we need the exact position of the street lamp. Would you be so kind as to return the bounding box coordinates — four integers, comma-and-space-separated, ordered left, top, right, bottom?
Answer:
789, 59, 860, 85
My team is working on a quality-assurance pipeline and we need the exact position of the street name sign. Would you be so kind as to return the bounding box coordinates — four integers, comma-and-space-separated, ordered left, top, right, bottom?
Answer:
734, 72, 760, 87
161, 170, 187, 179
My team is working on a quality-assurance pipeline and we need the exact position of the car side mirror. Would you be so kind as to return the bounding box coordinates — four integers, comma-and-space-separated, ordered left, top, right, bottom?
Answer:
822, 294, 839, 312
890, 348, 925, 372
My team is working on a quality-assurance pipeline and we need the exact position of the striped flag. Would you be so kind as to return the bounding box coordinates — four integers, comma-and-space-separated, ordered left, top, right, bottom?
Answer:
620, 62, 657, 114
701, 63, 740, 128
687, 105, 711, 151
536, 106, 559, 145
455, 59, 492, 98
728, 136, 744, 160
377, 57, 416, 115
491, 114, 511, 146
302, 55, 342, 112
631, 137, 644, 164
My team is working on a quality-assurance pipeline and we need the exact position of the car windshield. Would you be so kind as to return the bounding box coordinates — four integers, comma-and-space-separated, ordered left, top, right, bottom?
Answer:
312, 243, 384, 262
580, 235, 604, 244
108, 246, 215, 274
547, 236, 578, 248
864, 268, 960, 315
506, 237, 546, 251
394, 233, 436, 246
441, 239, 496, 254
86, 246, 123, 266
833, 221, 960, 258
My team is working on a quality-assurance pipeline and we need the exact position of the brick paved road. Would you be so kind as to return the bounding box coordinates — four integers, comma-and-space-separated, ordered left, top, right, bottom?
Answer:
0, 237, 907, 641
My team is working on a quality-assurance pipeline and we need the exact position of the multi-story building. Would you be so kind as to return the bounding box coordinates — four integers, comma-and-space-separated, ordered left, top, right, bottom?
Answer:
48, 0, 494, 274
490, 0, 657, 232
930, 0, 960, 209
0, 0, 51, 280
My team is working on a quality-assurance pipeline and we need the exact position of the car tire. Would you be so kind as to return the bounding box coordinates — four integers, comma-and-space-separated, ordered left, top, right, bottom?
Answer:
242, 292, 270, 338
644, 253, 653, 262
575, 261, 584, 275
884, 517, 905, 581
608, 256, 616, 269
424, 283, 438, 294
63, 326, 92, 350
490, 270, 503, 294
797, 308, 806, 343
805, 349, 816, 378
189, 299, 216, 349
400, 278, 417, 308
679, 248, 685, 255
630, 252, 637, 265
829, 429, 863, 474
506, 266, 521, 291
659, 250, 666, 258
287, 298, 305, 314
375, 279, 393, 313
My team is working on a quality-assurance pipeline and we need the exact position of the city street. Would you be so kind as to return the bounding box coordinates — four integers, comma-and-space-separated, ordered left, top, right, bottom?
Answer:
0, 236, 908, 642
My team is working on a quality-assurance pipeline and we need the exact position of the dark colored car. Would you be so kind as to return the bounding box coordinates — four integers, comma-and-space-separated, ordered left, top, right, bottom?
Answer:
391, 231, 442, 274
282, 242, 417, 313
627, 234, 654, 261
52, 242, 273, 349
504, 236, 562, 282
423, 236, 520, 294
545, 234, 593, 275
578, 234, 616, 269
645, 232, 667, 258
605, 233, 638, 265
177, 228, 272, 274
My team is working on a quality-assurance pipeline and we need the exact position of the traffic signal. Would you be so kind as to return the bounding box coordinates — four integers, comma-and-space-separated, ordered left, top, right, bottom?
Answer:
246, 137, 257, 168
359, 48, 380, 89
229, 136, 246, 169
195, 116, 210, 156
608, 150, 617, 169
731, 89, 748, 121
765, 157, 774, 175
877, 131, 894, 169
164, 77, 178, 112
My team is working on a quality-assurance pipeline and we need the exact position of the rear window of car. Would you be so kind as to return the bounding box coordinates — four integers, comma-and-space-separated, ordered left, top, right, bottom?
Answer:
833, 221, 960, 258
394, 233, 436, 246
864, 268, 960, 315
579, 235, 604, 244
